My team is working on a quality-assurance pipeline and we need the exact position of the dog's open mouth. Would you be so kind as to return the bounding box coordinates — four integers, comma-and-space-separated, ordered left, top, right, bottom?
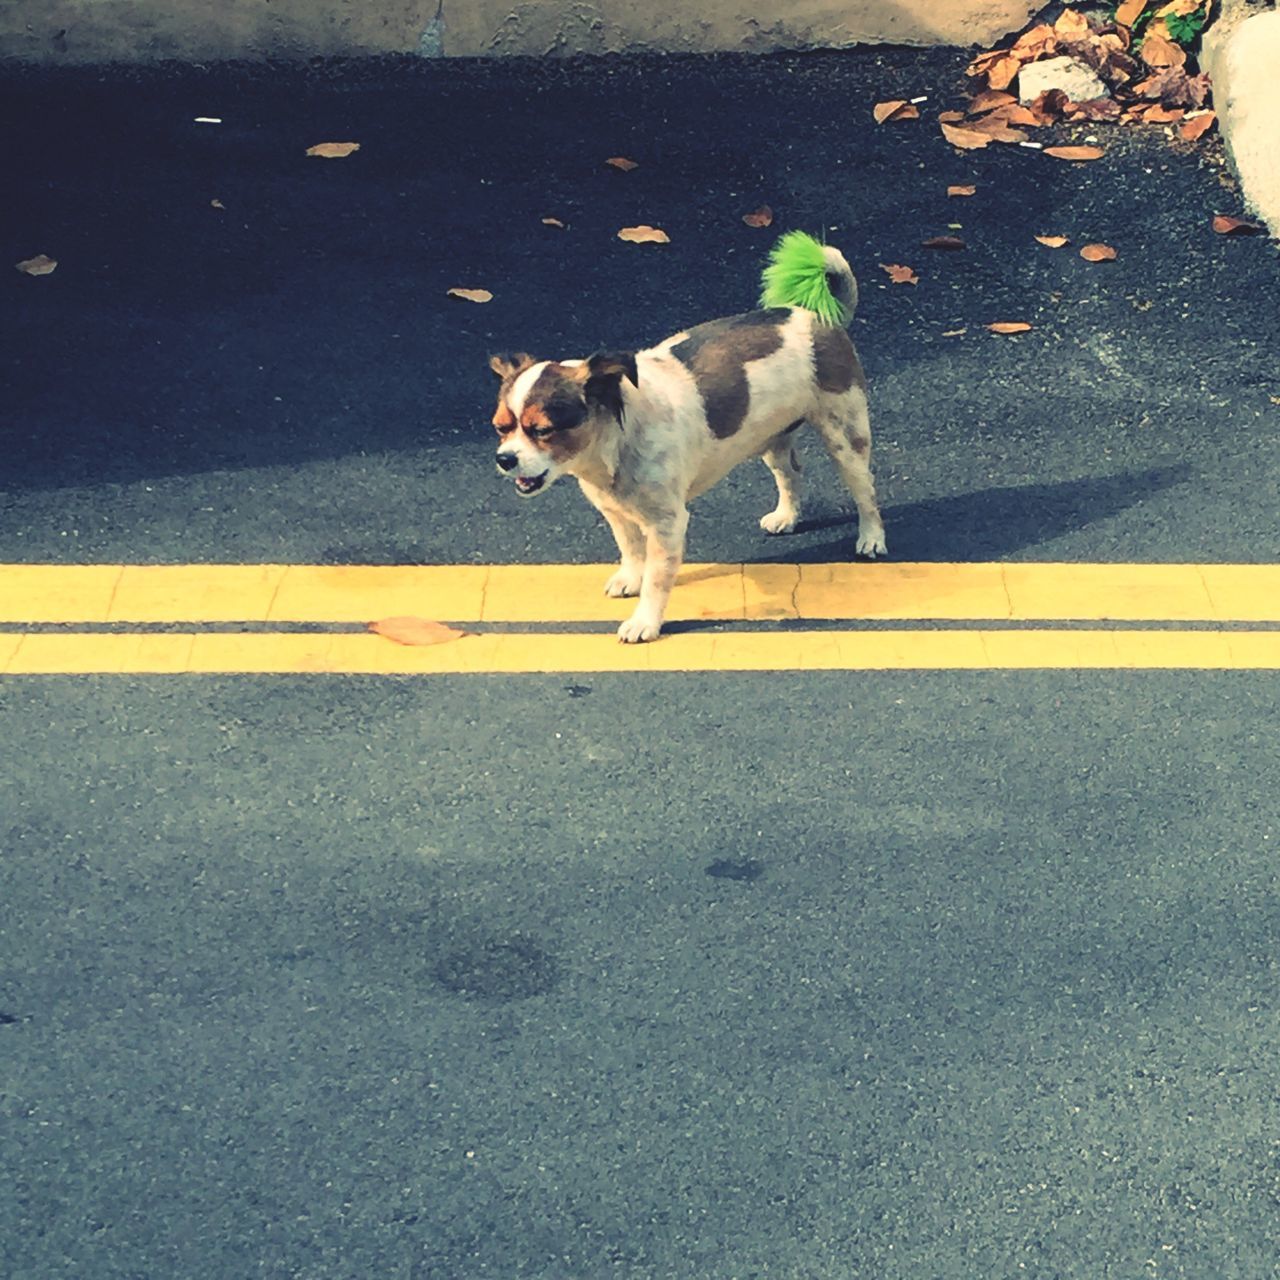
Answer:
514, 472, 548, 496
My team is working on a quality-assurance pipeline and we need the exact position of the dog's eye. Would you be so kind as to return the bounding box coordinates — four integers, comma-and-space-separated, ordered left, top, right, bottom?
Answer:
529, 426, 556, 440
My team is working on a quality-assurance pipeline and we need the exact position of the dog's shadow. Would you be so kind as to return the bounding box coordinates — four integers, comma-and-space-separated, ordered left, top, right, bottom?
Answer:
662, 464, 1191, 635
752, 464, 1191, 566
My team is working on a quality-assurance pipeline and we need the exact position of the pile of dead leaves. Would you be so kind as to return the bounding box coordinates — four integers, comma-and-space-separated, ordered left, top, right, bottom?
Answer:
953, 2, 1215, 150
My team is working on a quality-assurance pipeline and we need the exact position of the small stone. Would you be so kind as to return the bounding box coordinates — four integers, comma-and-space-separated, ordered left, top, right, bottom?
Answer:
1018, 56, 1108, 106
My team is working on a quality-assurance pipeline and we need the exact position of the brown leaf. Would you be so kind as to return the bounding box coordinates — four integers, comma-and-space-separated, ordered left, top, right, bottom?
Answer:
1180, 111, 1216, 141
541, 216, 566, 228
938, 110, 967, 123
1072, 97, 1124, 121
605, 156, 638, 170
1012, 23, 1058, 58
922, 235, 965, 250
1115, 0, 1149, 27
968, 113, 1030, 143
1054, 8, 1091, 37
948, 184, 977, 197
879, 263, 919, 285
873, 99, 920, 123
985, 56, 1024, 92
968, 89, 1018, 115
617, 225, 670, 244
1044, 144, 1106, 161
966, 48, 1014, 78
306, 141, 360, 158
941, 121, 992, 150
447, 287, 494, 303
987, 321, 1033, 334
1212, 215, 1265, 236
1027, 88, 1071, 124
1035, 234, 1070, 248
742, 205, 774, 228
15, 253, 57, 276
369, 617, 469, 646
1080, 243, 1118, 261
973, 102, 1041, 130
1139, 31, 1186, 69
1144, 104, 1185, 123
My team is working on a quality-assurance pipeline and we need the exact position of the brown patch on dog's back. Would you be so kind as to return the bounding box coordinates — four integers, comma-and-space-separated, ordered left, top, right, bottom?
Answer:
812, 327, 865, 394
670, 309, 787, 439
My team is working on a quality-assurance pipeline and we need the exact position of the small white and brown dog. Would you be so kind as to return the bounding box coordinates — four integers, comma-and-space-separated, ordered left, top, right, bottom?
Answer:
489, 236, 886, 642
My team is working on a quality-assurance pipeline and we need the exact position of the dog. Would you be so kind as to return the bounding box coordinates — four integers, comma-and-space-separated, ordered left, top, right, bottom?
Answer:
489, 236, 887, 643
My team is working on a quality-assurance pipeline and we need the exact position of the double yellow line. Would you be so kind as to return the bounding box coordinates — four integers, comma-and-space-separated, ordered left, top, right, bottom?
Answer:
2, 561, 1278, 673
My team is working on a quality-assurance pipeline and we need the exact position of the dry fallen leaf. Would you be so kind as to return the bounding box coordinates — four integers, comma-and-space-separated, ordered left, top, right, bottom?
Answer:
879, 263, 919, 285
873, 100, 920, 123
306, 141, 360, 158
1054, 7, 1091, 37
369, 617, 469, 646
447, 287, 494, 303
15, 254, 57, 276
1144, 104, 1185, 123
966, 48, 1014, 78
1080, 243, 1118, 261
742, 205, 774, 228
938, 110, 967, 123
985, 56, 1024, 92
968, 89, 1018, 115
1027, 88, 1072, 124
941, 122, 992, 150
617, 225, 670, 244
1180, 111, 1215, 140
1035, 234, 1070, 248
1212, 215, 1264, 236
1013, 22, 1058, 58
1044, 144, 1106, 161
541, 216, 566, 228
987, 321, 1033, 334
922, 235, 966, 250
605, 156, 638, 171
948, 184, 977, 197
968, 113, 1029, 143
1139, 31, 1186, 69
1116, 0, 1149, 26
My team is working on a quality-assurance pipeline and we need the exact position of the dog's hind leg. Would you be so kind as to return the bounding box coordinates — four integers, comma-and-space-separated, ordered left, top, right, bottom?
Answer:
758, 433, 804, 535
811, 390, 887, 557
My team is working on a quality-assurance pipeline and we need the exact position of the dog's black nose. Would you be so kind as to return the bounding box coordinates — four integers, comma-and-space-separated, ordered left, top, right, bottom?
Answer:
495, 452, 518, 472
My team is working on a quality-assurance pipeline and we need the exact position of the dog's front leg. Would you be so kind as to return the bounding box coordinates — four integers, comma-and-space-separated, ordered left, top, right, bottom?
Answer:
600, 509, 646, 598
617, 506, 689, 644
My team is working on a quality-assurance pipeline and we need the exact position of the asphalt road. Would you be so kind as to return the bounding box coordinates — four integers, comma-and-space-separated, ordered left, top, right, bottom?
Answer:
4, 49, 1280, 1280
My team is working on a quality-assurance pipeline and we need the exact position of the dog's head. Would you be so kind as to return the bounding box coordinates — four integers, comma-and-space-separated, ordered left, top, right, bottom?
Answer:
489, 351, 637, 496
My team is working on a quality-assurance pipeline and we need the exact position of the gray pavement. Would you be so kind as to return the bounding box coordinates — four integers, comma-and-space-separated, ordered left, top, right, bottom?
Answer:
3, 48, 1280, 1280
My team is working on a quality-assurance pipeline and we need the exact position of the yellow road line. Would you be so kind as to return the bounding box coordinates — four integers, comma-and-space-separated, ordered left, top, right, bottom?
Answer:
4, 630, 1280, 674
1, 562, 1279, 624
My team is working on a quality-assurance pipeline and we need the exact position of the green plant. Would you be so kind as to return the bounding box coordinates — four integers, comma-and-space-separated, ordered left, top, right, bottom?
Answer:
1165, 6, 1209, 44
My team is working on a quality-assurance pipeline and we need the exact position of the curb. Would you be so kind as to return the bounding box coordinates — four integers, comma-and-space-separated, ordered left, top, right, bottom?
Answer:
1201, 0, 1280, 236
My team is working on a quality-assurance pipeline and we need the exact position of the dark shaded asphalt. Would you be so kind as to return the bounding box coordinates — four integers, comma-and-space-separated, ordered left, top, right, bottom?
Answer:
3, 50, 1280, 1280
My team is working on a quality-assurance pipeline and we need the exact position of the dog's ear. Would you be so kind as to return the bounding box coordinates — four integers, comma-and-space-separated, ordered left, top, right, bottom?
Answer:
489, 353, 536, 380
580, 351, 637, 423
585, 351, 638, 387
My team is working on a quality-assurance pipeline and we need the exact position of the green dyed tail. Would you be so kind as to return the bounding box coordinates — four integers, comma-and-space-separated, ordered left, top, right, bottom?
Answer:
759, 230, 857, 328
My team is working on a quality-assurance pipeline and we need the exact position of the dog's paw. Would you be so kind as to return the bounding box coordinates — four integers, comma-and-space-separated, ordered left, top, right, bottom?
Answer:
856, 525, 888, 558
617, 613, 663, 644
604, 567, 643, 598
759, 508, 800, 536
